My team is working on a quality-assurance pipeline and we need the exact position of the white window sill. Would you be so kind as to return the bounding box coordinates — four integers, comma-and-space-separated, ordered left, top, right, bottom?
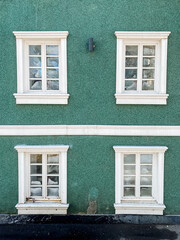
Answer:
16, 202, 69, 214
114, 203, 165, 215
14, 93, 70, 104
115, 94, 169, 105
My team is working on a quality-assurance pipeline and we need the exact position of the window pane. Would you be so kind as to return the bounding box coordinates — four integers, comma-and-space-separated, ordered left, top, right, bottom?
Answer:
143, 46, 155, 56
125, 80, 137, 91
46, 45, 59, 55
47, 154, 59, 163
124, 176, 135, 185
47, 80, 59, 90
30, 80, 42, 90
47, 176, 59, 185
47, 187, 59, 196
29, 57, 41, 67
124, 154, 135, 164
140, 176, 152, 185
30, 154, 42, 163
47, 69, 59, 78
125, 57, 137, 67
143, 57, 155, 67
29, 68, 42, 78
125, 69, 137, 79
142, 69, 155, 79
47, 165, 59, 174
142, 80, 154, 90
29, 45, 41, 55
31, 165, 42, 174
47, 57, 59, 67
140, 187, 152, 197
31, 176, 42, 185
31, 187, 42, 196
140, 154, 152, 164
124, 187, 135, 196
124, 165, 135, 175
126, 46, 138, 56
140, 165, 152, 175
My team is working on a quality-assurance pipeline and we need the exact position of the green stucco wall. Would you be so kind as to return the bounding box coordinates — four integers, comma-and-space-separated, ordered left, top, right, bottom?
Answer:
0, 136, 179, 214
0, 0, 180, 125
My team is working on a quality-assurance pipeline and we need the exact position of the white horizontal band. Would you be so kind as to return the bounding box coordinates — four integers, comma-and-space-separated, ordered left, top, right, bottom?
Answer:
0, 125, 180, 136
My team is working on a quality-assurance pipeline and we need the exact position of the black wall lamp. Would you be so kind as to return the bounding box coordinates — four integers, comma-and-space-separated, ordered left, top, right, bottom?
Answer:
88, 38, 95, 52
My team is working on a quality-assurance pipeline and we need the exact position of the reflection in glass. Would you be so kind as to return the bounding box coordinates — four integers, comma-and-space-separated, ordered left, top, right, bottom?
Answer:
31, 165, 42, 174
47, 154, 59, 163
46, 45, 59, 55
142, 80, 154, 90
140, 187, 152, 196
31, 176, 42, 185
47, 187, 59, 196
29, 68, 42, 78
124, 187, 135, 196
30, 154, 42, 163
140, 154, 152, 164
29, 45, 41, 55
47, 69, 59, 78
125, 57, 137, 67
47, 165, 59, 174
125, 80, 137, 91
140, 165, 152, 175
47, 57, 59, 67
143, 46, 155, 56
47, 176, 59, 185
142, 69, 155, 79
140, 176, 152, 185
29, 57, 41, 67
47, 80, 59, 90
125, 69, 137, 79
124, 176, 135, 185
31, 187, 42, 196
126, 46, 138, 56
143, 57, 155, 67
30, 80, 42, 90
124, 165, 135, 175
124, 154, 136, 164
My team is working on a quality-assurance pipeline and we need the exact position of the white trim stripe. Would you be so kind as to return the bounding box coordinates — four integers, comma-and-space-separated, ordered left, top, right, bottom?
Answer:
0, 125, 180, 136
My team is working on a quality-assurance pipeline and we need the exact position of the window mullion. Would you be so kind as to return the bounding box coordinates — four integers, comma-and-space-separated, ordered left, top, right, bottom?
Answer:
138, 43, 142, 92
136, 154, 140, 198
42, 43, 46, 91
42, 154, 47, 199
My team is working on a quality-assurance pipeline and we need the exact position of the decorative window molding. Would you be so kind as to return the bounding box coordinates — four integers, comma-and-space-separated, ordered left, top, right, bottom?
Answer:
13, 31, 69, 104
113, 146, 168, 215
15, 145, 69, 214
115, 31, 171, 105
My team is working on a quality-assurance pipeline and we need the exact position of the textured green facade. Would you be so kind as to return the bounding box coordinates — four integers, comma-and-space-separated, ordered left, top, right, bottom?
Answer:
0, 0, 180, 214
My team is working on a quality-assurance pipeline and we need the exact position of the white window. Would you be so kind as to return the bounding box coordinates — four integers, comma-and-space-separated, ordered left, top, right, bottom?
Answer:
15, 145, 69, 214
115, 32, 170, 105
113, 146, 168, 215
13, 31, 69, 104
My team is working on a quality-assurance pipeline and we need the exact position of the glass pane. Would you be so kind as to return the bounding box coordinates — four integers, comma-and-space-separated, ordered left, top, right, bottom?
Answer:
125, 69, 137, 79
31, 165, 42, 174
47, 165, 59, 174
30, 154, 42, 164
47, 187, 59, 196
143, 46, 155, 56
140, 165, 152, 175
140, 154, 152, 164
31, 176, 42, 185
29, 57, 41, 67
31, 187, 42, 196
140, 176, 152, 185
124, 154, 136, 164
46, 45, 59, 55
124, 165, 135, 175
124, 187, 135, 196
29, 68, 42, 78
125, 80, 137, 91
125, 57, 137, 67
143, 57, 155, 67
47, 154, 59, 163
124, 176, 135, 185
47, 176, 59, 185
30, 80, 42, 90
47, 57, 59, 67
140, 187, 152, 197
126, 46, 138, 56
47, 80, 59, 90
142, 80, 154, 90
29, 45, 41, 55
142, 69, 155, 79
47, 69, 59, 78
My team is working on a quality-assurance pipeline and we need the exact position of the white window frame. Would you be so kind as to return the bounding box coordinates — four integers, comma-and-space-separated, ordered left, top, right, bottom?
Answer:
115, 32, 171, 105
13, 31, 69, 104
113, 146, 168, 215
15, 145, 69, 214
